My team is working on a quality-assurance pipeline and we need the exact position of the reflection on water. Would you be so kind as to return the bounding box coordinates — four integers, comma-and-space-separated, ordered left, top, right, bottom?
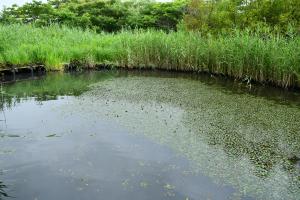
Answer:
1, 71, 113, 108
2, 70, 300, 108
0, 70, 299, 200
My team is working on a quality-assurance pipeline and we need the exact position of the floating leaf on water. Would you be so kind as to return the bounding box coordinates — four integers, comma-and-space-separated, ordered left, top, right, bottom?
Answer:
122, 179, 130, 187
6, 134, 20, 138
164, 183, 175, 190
140, 181, 149, 188
46, 134, 58, 137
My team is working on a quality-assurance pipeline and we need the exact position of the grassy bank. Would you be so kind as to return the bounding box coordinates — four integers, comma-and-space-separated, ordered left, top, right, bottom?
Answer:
0, 24, 299, 88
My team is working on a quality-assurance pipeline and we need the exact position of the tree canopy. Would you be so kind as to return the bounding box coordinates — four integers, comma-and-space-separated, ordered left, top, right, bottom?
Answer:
0, 0, 185, 32
0, 0, 299, 33
183, 0, 300, 33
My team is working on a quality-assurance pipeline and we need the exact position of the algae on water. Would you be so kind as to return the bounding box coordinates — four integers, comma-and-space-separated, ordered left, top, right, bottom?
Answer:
64, 75, 300, 200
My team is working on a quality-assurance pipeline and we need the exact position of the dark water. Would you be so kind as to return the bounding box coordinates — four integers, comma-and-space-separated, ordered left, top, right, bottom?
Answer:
0, 70, 299, 200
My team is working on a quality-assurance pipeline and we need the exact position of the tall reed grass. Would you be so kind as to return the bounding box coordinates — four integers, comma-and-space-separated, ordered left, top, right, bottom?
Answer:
0, 24, 299, 88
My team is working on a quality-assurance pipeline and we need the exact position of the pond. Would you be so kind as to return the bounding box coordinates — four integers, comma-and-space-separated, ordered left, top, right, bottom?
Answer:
0, 70, 299, 200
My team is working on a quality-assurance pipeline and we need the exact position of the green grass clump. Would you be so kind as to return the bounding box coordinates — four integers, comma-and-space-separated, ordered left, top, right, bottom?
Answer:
0, 24, 299, 88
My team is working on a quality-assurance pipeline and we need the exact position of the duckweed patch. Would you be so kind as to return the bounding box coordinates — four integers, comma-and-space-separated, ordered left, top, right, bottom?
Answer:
65, 75, 300, 199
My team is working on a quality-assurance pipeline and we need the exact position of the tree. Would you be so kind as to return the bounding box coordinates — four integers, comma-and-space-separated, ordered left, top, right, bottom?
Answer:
182, 0, 300, 33
0, 0, 187, 32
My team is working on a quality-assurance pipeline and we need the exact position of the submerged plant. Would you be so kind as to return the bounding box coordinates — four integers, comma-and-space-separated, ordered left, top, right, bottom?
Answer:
0, 180, 8, 199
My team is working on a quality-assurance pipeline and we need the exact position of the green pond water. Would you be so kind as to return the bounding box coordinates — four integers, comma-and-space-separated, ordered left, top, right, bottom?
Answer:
0, 70, 299, 200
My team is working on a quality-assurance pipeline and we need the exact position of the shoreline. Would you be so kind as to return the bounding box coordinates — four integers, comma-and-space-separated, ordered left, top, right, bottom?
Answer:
1, 63, 299, 91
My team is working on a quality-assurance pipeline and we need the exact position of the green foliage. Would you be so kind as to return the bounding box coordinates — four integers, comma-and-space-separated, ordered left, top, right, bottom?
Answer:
0, 0, 299, 33
183, 0, 300, 34
0, 0, 185, 32
0, 24, 299, 88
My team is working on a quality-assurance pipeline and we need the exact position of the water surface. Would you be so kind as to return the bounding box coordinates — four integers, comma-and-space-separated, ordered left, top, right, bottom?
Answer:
0, 70, 299, 200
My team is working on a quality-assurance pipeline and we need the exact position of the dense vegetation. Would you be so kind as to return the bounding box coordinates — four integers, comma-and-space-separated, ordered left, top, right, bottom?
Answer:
0, 0, 299, 33
0, 0, 299, 88
0, 0, 186, 32
183, 0, 300, 34
0, 25, 299, 88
